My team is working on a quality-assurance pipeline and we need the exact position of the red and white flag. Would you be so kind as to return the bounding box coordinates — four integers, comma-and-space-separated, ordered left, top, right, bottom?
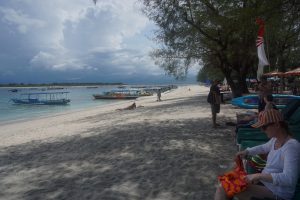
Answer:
256, 18, 269, 80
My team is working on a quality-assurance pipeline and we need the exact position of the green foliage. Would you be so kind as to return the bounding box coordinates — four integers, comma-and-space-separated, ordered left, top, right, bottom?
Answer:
197, 65, 224, 83
141, 0, 300, 96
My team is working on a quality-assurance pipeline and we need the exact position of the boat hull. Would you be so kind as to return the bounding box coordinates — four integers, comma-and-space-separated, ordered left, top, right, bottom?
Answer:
231, 94, 300, 109
93, 95, 138, 100
11, 98, 70, 105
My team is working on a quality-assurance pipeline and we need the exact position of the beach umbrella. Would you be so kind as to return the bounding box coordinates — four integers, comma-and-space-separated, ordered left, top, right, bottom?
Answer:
246, 78, 257, 83
267, 77, 280, 81
263, 71, 284, 77
284, 67, 300, 76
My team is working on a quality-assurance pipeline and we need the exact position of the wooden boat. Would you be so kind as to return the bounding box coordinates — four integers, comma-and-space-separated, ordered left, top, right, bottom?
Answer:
9, 89, 18, 92
93, 94, 138, 100
11, 92, 71, 105
93, 89, 139, 100
86, 86, 98, 89
231, 94, 300, 109
47, 87, 64, 90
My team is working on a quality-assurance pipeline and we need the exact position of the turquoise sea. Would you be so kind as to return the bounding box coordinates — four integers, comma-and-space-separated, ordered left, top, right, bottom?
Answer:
0, 85, 138, 123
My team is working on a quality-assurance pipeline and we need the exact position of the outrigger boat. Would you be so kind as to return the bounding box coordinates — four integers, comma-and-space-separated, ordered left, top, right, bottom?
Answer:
231, 94, 300, 109
11, 92, 71, 105
93, 89, 139, 100
93, 94, 138, 100
8, 89, 18, 92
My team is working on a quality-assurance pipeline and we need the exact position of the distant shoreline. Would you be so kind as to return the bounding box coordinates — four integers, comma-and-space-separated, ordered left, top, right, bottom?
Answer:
0, 82, 124, 88
0, 83, 183, 88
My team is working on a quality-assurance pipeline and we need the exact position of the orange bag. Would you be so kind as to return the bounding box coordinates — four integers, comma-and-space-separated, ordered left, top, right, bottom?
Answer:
218, 157, 248, 198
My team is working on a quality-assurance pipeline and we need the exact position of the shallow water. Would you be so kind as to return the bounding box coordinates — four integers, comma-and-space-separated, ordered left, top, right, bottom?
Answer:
0, 85, 130, 122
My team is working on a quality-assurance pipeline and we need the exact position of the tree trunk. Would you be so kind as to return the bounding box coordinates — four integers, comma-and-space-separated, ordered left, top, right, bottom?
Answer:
237, 74, 249, 94
223, 71, 243, 97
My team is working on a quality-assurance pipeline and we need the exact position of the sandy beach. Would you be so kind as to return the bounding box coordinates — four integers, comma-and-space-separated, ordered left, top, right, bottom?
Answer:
0, 85, 241, 200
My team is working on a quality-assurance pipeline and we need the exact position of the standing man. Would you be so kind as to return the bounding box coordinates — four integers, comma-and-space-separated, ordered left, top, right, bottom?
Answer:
157, 89, 162, 101
207, 80, 221, 128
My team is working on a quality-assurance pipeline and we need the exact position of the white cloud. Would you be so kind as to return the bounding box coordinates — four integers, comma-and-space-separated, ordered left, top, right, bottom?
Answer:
30, 51, 59, 69
24, 0, 156, 74
0, 0, 196, 84
0, 7, 45, 34
30, 51, 88, 71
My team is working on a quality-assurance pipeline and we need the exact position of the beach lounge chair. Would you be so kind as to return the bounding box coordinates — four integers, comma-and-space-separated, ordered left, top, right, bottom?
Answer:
236, 130, 268, 145
239, 140, 266, 151
236, 123, 300, 149
235, 99, 300, 146
288, 106, 300, 125
236, 99, 300, 130
294, 181, 300, 200
281, 99, 300, 121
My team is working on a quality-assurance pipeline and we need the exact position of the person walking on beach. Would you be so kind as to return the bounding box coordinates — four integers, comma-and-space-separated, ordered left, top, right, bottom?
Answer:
214, 109, 300, 200
157, 89, 162, 101
207, 80, 221, 128
257, 76, 272, 112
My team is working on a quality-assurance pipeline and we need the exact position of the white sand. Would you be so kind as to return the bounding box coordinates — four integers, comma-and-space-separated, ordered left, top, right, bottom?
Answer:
0, 85, 241, 200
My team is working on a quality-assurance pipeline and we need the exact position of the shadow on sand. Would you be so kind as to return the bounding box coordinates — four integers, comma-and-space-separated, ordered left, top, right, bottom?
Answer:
0, 94, 237, 200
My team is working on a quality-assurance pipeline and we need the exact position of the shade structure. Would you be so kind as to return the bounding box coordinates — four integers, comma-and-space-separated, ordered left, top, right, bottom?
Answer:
246, 78, 257, 83
284, 67, 300, 76
263, 71, 285, 77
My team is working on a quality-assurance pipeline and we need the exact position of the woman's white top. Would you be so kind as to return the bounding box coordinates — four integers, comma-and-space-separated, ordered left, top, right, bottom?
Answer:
247, 138, 300, 200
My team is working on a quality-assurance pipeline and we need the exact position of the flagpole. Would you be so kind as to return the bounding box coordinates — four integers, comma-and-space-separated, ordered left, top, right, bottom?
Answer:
256, 18, 269, 80
264, 25, 270, 72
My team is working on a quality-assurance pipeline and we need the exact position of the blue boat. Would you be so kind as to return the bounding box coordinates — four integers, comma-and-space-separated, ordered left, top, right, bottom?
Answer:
9, 89, 18, 92
231, 94, 300, 109
11, 92, 71, 105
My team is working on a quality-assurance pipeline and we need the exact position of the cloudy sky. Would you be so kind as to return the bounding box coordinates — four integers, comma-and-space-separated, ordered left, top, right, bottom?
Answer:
0, 0, 199, 84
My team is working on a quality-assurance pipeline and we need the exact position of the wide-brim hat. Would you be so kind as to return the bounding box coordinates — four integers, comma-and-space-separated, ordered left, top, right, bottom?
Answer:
251, 109, 284, 128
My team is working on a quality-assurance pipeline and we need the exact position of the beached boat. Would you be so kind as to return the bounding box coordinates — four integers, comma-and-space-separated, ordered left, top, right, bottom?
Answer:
231, 94, 300, 109
93, 89, 139, 100
93, 94, 138, 100
11, 92, 71, 105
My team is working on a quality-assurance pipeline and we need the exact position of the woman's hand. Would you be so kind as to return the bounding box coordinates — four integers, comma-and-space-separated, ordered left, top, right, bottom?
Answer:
245, 173, 261, 184
236, 150, 248, 159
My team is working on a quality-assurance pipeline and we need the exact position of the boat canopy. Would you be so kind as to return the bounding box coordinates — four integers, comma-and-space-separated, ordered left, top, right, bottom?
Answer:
19, 92, 70, 95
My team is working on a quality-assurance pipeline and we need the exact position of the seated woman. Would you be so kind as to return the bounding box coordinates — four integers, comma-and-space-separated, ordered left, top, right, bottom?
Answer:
124, 102, 136, 110
215, 109, 300, 200
116, 102, 136, 111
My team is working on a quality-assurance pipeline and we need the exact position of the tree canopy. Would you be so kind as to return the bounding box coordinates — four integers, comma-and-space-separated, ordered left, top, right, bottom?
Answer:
197, 65, 224, 83
141, 0, 300, 97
